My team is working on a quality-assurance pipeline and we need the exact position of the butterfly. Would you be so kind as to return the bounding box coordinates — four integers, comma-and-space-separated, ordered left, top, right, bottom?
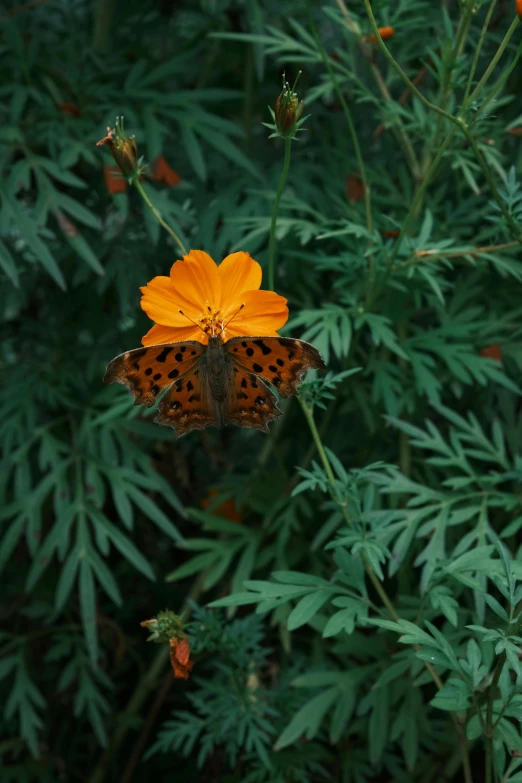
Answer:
104, 335, 326, 437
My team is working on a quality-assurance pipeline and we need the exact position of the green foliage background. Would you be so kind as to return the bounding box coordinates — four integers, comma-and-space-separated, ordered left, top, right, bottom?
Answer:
2, 0, 522, 781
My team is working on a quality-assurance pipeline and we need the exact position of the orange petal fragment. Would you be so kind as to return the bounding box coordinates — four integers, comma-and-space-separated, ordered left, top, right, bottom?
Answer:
365, 26, 395, 44
169, 637, 193, 679
480, 344, 502, 362
346, 175, 365, 203
104, 165, 127, 194
150, 156, 182, 186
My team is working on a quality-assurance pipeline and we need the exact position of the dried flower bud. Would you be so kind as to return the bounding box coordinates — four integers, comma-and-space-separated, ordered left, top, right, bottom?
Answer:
97, 117, 139, 179
141, 610, 193, 679
274, 72, 304, 137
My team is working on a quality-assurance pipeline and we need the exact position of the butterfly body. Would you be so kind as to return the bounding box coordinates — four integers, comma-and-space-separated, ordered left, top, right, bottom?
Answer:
104, 335, 325, 437
204, 335, 232, 403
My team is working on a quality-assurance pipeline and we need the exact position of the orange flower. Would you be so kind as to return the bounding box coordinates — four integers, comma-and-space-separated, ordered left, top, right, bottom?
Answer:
104, 165, 127, 194
517, 0, 522, 19
201, 489, 242, 523
140, 250, 288, 346
480, 344, 502, 362
365, 26, 395, 44
169, 637, 193, 679
150, 156, 181, 187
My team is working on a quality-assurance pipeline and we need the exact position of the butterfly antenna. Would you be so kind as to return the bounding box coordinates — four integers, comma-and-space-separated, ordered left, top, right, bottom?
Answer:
222, 304, 245, 333
178, 310, 207, 335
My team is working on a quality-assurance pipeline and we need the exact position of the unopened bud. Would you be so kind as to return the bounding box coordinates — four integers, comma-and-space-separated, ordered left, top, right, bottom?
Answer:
274, 72, 304, 137
97, 117, 139, 179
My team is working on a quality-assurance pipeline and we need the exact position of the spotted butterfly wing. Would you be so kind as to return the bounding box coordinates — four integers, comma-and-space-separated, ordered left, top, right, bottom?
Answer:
103, 342, 204, 406
225, 336, 326, 397
155, 364, 219, 436
223, 366, 282, 432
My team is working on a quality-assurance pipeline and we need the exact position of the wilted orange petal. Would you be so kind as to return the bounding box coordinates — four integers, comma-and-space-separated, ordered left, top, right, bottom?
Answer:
224, 289, 288, 339
169, 250, 222, 312
59, 102, 82, 118
480, 344, 502, 362
507, 126, 522, 136
169, 637, 193, 679
150, 156, 182, 186
346, 175, 365, 203
104, 165, 127, 194
201, 489, 242, 523
218, 252, 262, 303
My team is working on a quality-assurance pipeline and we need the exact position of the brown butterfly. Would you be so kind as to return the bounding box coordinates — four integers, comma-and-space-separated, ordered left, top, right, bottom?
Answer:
104, 335, 326, 437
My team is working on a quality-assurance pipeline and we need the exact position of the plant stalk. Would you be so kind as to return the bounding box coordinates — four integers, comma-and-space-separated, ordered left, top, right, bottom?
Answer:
134, 180, 187, 256
268, 138, 291, 291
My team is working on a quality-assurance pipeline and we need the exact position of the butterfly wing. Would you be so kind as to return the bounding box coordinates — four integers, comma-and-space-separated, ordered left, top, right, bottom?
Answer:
225, 337, 326, 397
155, 365, 219, 437
223, 366, 282, 432
104, 342, 204, 406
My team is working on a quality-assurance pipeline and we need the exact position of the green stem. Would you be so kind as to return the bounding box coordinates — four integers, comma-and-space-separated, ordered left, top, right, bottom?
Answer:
485, 653, 507, 783
308, 0, 374, 275
476, 35, 522, 120
268, 138, 291, 291
430, 2, 474, 155
462, 0, 498, 107
468, 16, 520, 105
459, 121, 522, 241
299, 398, 339, 493
363, 0, 457, 127
389, 126, 458, 265
300, 396, 473, 781
134, 180, 187, 256
89, 574, 205, 783
92, 0, 117, 50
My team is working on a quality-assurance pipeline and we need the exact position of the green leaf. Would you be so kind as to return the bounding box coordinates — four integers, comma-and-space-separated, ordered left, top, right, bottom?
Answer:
287, 590, 332, 631
125, 484, 183, 544
275, 687, 338, 749
0, 237, 19, 286
79, 558, 98, 663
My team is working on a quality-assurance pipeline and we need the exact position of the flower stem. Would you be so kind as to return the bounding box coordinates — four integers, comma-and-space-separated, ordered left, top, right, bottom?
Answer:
468, 16, 520, 105
268, 137, 291, 291
485, 652, 507, 783
476, 34, 522, 121
134, 179, 187, 256
299, 396, 473, 782
308, 0, 375, 287
462, 0, 498, 107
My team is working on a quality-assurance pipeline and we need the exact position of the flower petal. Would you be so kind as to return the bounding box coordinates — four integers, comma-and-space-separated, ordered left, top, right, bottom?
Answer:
218, 252, 262, 305
140, 275, 197, 327
169, 250, 221, 310
224, 289, 288, 339
141, 323, 203, 346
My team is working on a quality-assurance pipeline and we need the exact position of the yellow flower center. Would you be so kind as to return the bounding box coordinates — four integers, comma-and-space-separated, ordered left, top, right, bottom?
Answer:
197, 304, 226, 337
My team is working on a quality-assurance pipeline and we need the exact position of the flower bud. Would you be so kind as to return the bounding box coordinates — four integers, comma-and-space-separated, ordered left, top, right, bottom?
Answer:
97, 117, 139, 179
274, 72, 304, 137
141, 610, 193, 679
